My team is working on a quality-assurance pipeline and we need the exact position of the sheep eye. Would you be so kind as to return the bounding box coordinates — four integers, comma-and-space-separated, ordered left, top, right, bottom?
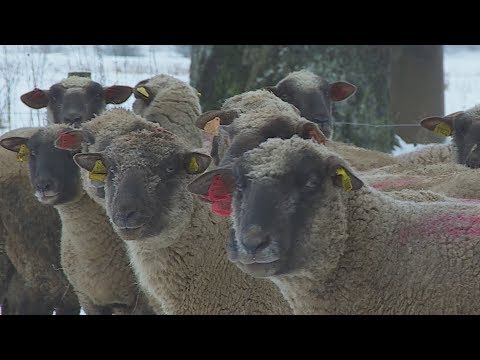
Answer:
305, 177, 319, 189
166, 166, 175, 173
280, 93, 291, 101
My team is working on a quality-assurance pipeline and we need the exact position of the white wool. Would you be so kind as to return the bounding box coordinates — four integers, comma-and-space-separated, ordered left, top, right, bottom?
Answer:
60, 76, 93, 88
277, 69, 325, 90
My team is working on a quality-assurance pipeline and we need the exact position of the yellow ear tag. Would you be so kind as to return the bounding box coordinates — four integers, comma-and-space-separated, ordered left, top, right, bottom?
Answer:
336, 168, 353, 192
188, 156, 200, 173
16, 144, 29, 162
197, 92, 202, 97
89, 160, 108, 182
204, 117, 221, 136
136, 86, 149, 98
433, 122, 452, 137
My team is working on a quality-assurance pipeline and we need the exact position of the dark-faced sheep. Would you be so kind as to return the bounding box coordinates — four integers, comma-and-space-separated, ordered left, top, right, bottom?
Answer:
72, 112, 291, 314
395, 106, 480, 168
195, 87, 398, 171
265, 69, 356, 139
20, 76, 132, 127
0, 127, 80, 315
0, 77, 133, 314
189, 136, 480, 314
1, 125, 157, 315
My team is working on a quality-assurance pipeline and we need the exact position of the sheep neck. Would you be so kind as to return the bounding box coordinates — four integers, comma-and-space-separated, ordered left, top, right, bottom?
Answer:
125, 199, 290, 314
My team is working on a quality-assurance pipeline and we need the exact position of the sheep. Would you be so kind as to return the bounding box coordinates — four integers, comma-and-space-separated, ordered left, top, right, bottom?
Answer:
394, 106, 480, 168
195, 89, 399, 171
72, 112, 292, 314
0, 125, 158, 315
0, 77, 133, 314
361, 161, 480, 202
20, 76, 133, 127
131, 74, 203, 148
0, 127, 80, 314
264, 69, 357, 139
188, 136, 480, 314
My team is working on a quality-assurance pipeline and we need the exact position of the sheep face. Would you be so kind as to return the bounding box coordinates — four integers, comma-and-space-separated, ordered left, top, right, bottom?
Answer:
266, 71, 356, 139
73, 129, 211, 243
0, 126, 81, 205
188, 138, 362, 278
20, 78, 133, 127
421, 110, 480, 168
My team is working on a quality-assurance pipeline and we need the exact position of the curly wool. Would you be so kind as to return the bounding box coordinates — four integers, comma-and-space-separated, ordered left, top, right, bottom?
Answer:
239, 137, 480, 314
0, 127, 80, 314
132, 74, 203, 148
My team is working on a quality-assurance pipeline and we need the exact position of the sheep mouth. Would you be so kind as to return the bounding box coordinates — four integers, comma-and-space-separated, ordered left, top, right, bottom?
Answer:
235, 260, 283, 278
116, 224, 147, 240
35, 191, 60, 204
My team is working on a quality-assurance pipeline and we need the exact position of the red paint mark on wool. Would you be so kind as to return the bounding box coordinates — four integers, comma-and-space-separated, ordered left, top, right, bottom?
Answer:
400, 214, 480, 242
372, 178, 422, 190
200, 175, 232, 217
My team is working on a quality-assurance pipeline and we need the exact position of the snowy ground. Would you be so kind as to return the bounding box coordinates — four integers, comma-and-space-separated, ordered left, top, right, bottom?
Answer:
1, 45, 479, 315
0, 45, 190, 133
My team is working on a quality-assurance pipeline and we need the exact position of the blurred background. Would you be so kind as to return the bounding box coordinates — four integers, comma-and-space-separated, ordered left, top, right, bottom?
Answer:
0, 45, 476, 154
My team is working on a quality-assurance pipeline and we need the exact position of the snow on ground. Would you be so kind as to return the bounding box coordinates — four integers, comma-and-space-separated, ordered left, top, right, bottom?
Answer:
393, 45, 480, 155
0, 45, 190, 134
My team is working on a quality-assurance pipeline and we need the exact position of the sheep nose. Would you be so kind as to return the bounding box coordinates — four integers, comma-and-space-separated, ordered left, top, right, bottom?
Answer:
241, 225, 273, 253
113, 209, 148, 229
64, 115, 83, 126
36, 179, 54, 192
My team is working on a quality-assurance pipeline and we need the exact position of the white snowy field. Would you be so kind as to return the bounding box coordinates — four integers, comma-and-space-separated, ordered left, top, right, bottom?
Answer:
0, 45, 190, 133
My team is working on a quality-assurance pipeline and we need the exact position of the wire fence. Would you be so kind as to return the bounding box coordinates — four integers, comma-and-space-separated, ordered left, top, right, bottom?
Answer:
335, 122, 422, 128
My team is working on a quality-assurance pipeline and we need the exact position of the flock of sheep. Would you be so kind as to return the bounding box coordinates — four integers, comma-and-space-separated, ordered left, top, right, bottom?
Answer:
0, 69, 479, 315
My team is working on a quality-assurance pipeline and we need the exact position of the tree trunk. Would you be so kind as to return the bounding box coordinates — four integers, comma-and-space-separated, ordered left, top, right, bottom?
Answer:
191, 45, 444, 153
389, 45, 445, 144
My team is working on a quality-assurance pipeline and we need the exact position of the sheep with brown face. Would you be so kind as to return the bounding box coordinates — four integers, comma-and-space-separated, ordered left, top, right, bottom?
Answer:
73, 112, 291, 314
1, 125, 158, 315
20, 76, 132, 127
189, 136, 480, 314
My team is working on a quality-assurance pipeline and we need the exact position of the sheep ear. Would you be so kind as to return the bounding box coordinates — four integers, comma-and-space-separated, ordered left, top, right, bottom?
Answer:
327, 156, 363, 191
420, 116, 451, 136
0, 137, 29, 153
54, 130, 84, 151
133, 85, 153, 101
296, 122, 327, 144
187, 168, 234, 196
104, 85, 133, 104
20, 88, 49, 109
420, 111, 465, 136
195, 109, 240, 133
329, 82, 356, 102
263, 85, 278, 96
185, 152, 212, 174
73, 153, 104, 172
